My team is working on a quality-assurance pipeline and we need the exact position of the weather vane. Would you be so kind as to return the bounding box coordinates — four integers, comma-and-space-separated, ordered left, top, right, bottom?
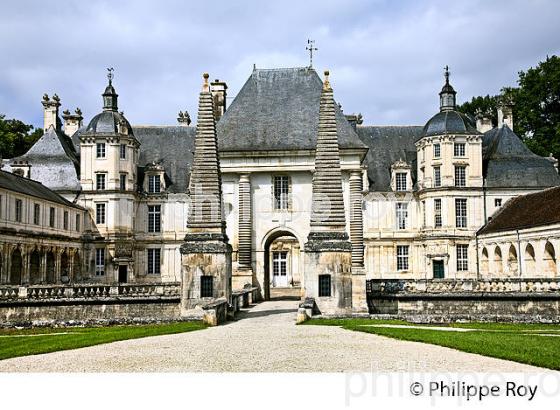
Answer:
444, 65, 450, 83
306, 39, 318, 68
107, 67, 114, 85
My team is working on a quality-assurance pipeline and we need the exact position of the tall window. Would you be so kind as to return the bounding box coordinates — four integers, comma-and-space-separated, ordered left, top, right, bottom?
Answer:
148, 175, 161, 193
396, 202, 408, 230
63, 211, 69, 230
395, 172, 407, 191
95, 248, 105, 276
75, 214, 81, 231
433, 143, 441, 158
120, 144, 127, 159
147, 248, 161, 275
96, 143, 106, 158
49, 207, 55, 228
33, 203, 40, 225
434, 198, 442, 228
120, 174, 127, 191
15, 199, 22, 222
318, 274, 331, 297
273, 176, 289, 210
96, 173, 106, 190
433, 166, 441, 187
200, 276, 213, 298
457, 244, 469, 271
96, 203, 106, 225
397, 245, 409, 271
148, 205, 161, 233
272, 251, 288, 278
454, 166, 466, 187
454, 142, 466, 157
455, 198, 467, 228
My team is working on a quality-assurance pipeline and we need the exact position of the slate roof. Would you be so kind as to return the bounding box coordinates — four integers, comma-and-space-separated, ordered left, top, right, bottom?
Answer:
356, 126, 423, 191
216, 67, 367, 152
422, 110, 479, 138
85, 111, 134, 135
0, 169, 82, 209
482, 125, 560, 188
5, 126, 81, 192
478, 186, 560, 235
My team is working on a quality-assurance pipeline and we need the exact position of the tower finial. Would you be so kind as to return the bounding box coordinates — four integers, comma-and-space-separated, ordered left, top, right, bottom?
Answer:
444, 65, 450, 84
202, 72, 210, 92
306, 39, 318, 68
323, 69, 331, 90
107, 67, 114, 85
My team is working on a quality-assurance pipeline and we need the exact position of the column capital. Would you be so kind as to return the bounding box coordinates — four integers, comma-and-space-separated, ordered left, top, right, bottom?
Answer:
239, 173, 251, 183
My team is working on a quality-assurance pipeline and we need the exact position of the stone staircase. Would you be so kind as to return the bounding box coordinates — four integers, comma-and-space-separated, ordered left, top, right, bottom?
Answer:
269, 286, 302, 300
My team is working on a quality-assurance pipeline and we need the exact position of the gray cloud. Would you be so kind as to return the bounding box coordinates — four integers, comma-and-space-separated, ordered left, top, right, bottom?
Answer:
1, 0, 559, 129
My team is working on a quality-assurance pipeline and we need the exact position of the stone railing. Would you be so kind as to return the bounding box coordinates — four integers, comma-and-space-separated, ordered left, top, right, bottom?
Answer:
366, 278, 560, 295
0, 283, 182, 301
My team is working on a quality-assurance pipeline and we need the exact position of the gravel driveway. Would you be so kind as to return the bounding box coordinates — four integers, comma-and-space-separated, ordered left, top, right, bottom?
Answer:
0, 300, 543, 372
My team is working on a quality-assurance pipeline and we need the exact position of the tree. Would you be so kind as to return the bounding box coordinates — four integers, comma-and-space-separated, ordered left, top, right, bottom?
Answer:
0, 114, 43, 159
457, 55, 560, 161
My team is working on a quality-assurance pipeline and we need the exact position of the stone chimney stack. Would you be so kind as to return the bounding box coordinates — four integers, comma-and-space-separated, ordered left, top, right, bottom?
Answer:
344, 113, 363, 131
210, 79, 227, 121
475, 110, 493, 133
497, 98, 514, 129
62, 108, 83, 137
177, 110, 191, 126
42, 93, 61, 131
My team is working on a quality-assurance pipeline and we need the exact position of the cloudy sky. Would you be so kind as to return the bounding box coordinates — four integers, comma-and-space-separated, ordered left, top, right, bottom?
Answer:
1, 0, 559, 130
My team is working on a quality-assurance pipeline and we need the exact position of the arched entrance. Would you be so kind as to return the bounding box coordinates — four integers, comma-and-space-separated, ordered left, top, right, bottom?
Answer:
263, 229, 302, 300
29, 249, 41, 284
524, 244, 536, 276
10, 248, 22, 285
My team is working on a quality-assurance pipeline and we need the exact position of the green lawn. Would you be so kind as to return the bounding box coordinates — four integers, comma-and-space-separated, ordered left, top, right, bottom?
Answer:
304, 318, 560, 370
0, 321, 207, 361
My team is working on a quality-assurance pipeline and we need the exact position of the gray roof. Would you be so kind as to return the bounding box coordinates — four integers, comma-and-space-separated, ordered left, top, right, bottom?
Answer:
217, 67, 367, 152
5, 126, 81, 192
133, 126, 195, 193
356, 126, 423, 191
422, 110, 479, 138
0, 169, 82, 209
85, 111, 134, 135
482, 125, 560, 188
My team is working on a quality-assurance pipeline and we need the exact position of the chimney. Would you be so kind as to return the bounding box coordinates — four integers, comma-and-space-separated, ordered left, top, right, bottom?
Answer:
547, 154, 559, 172
177, 110, 191, 126
475, 110, 493, 133
62, 108, 83, 137
41, 93, 62, 131
210, 79, 227, 121
344, 113, 363, 131
497, 97, 514, 129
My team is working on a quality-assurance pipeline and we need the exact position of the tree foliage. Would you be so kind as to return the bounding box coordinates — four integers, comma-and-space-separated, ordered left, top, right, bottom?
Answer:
457, 55, 560, 161
0, 114, 43, 159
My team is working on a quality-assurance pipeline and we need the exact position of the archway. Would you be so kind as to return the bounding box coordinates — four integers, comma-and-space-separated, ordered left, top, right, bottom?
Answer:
543, 242, 557, 276
524, 244, 536, 276
10, 248, 22, 285
263, 229, 302, 301
493, 246, 503, 276
507, 244, 518, 276
29, 249, 41, 284
46, 251, 56, 284
480, 247, 489, 276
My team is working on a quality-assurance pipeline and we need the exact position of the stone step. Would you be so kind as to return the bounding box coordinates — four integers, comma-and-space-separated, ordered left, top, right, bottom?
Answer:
269, 286, 302, 300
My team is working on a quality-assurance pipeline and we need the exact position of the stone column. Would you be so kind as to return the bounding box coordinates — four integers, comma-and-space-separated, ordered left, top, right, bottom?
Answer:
181, 73, 232, 313
233, 172, 253, 290
349, 170, 368, 312
304, 70, 353, 315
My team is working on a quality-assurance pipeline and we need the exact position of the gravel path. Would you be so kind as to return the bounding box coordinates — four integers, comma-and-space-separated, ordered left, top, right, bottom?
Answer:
0, 300, 543, 372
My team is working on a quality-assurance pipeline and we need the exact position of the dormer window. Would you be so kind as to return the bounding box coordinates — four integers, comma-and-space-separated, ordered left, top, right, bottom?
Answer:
144, 162, 166, 194
390, 160, 412, 192
148, 175, 161, 193
395, 173, 407, 191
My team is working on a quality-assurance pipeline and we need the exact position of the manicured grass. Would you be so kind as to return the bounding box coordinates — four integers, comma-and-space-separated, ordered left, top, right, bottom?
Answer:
304, 318, 560, 370
0, 322, 207, 361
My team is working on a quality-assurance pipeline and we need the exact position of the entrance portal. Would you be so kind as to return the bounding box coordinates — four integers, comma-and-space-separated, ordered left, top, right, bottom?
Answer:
433, 260, 445, 279
263, 230, 301, 300
118, 265, 128, 283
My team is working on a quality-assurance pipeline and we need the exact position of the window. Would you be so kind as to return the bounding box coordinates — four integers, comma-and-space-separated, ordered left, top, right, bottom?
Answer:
455, 198, 467, 228
63, 211, 68, 230
395, 172, 407, 191
495, 198, 502, 207
457, 244, 469, 271
147, 249, 161, 275
318, 274, 331, 297
33, 203, 40, 225
454, 142, 466, 157
96, 173, 106, 190
148, 205, 161, 233
397, 245, 409, 271
15, 199, 22, 222
96, 143, 106, 158
433, 143, 441, 158
95, 248, 105, 276
120, 144, 126, 159
433, 166, 441, 187
273, 176, 289, 210
396, 202, 408, 230
75, 214, 81, 231
200, 276, 213, 298
49, 207, 55, 228
96, 203, 106, 225
434, 198, 442, 228
454, 166, 466, 187
148, 175, 161, 193
272, 251, 288, 278
120, 174, 126, 191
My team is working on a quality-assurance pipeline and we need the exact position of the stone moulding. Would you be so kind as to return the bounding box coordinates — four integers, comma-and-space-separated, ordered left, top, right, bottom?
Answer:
304, 231, 353, 252
180, 233, 232, 254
